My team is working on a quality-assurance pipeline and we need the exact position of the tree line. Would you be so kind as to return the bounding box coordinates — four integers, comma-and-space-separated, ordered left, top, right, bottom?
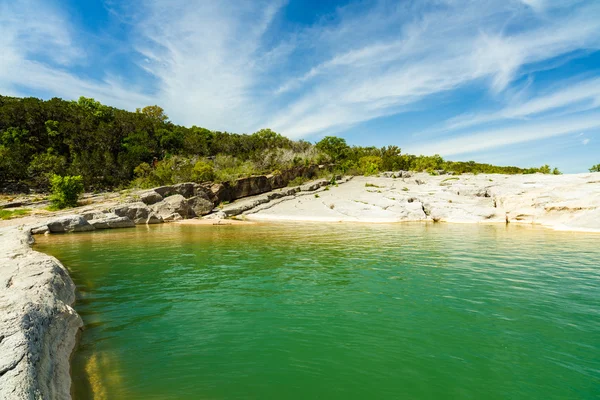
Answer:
0, 94, 564, 192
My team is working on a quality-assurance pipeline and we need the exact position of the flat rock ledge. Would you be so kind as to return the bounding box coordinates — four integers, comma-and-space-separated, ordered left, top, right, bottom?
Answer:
0, 227, 82, 400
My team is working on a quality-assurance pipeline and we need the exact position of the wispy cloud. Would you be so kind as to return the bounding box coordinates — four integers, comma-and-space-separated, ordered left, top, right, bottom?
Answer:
407, 112, 600, 156
263, 0, 600, 137
0, 0, 150, 109
1, 0, 599, 165
441, 76, 600, 131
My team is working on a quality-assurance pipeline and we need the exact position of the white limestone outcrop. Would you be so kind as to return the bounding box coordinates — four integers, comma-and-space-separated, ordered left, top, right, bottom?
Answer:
242, 173, 600, 232
0, 227, 82, 399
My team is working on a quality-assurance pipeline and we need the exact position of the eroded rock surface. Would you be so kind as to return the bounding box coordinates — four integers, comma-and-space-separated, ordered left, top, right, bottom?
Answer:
243, 173, 600, 232
0, 228, 83, 399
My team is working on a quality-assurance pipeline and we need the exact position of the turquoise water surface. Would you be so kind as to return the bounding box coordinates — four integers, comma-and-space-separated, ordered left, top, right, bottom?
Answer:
35, 223, 600, 399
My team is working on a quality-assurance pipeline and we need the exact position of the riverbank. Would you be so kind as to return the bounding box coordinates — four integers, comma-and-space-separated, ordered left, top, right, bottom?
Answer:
0, 227, 82, 399
0, 172, 599, 399
238, 172, 600, 232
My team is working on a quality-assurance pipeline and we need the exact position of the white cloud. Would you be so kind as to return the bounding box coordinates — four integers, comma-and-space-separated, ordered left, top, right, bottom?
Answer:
582, 138, 590, 145
406, 113, 600, 156
263, 0, 600, 137
442, 76, 600, 131
1, 0, 600, 154
0, 0, 150, 110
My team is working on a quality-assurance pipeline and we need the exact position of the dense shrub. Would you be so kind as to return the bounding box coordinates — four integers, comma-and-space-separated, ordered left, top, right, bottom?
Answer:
590, 164, 600, 173
49, 174, 84, 209
358, 156, 383, 175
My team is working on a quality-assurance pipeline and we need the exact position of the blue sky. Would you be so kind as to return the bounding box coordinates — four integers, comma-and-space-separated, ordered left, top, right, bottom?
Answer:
1, 0, 600, 172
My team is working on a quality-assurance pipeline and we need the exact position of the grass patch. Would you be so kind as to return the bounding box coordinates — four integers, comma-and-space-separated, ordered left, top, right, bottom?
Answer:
0, 208, 32, 220
441, 177, 459, 182
402, 187, 409, 191
287, 176, 308, 187
365, 183, 382, 188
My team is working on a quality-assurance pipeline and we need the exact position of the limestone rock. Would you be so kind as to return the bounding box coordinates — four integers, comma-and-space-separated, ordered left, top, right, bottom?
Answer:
0, 228, 83, 400
186, 196, 215, 217
140, 190, 163, 205
113, 202, 157, 224
154, 183, 195, 199
30, 225, 49, 235
89, 214, 135, 229
152, 194, 192, 219
47, 215, 94, 233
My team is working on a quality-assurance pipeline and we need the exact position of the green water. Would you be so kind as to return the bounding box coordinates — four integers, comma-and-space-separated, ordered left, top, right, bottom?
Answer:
35, 223, 600, 400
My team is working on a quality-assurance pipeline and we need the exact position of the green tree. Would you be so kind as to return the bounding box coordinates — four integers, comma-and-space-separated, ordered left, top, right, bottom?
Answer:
136, 105, 168, 122
316, 136, 349, 161
590, 164, 600, 173
49, 175, 84, 209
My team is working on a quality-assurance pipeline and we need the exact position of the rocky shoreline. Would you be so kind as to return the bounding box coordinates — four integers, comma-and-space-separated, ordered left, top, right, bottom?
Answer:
0, 172, 599, 399
0, 227, 82, 400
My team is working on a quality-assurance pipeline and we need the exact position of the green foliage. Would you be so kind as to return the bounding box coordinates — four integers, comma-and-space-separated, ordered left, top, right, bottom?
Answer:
191, 160, 215, 182
136, 105, 168, 122
0, 94, 563, 192
49, 175, 84, 209
590, 164, 600, 173
287, 176, 308, 187
358, 156, 383, 175
316, 136, 349, 161
27, 150, 67, 187
0, 208, 31, 220
538, 164, 551, 174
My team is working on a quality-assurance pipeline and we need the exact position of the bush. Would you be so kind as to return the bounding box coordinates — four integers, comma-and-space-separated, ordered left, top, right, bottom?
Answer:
191, 160, 215, 182
590, 164, 600, 173
49, 175, 84, 209
358, 156, 383, 175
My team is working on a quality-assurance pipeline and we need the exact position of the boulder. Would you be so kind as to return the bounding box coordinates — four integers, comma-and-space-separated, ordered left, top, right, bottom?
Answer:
30, 225, 49, 235
171, 183, 195, 198
154, 183, 195, 198
140, 190, 163, 205
152, 195, 192, 219
186, 196, 215, 216
47, 215, 95, 233
89, 214, 135, 229
209, 183, 232, 204
232, 176, 271, 198
162, 213, 183, 222
113, 202, 156, 224
154, 185, 175, 197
